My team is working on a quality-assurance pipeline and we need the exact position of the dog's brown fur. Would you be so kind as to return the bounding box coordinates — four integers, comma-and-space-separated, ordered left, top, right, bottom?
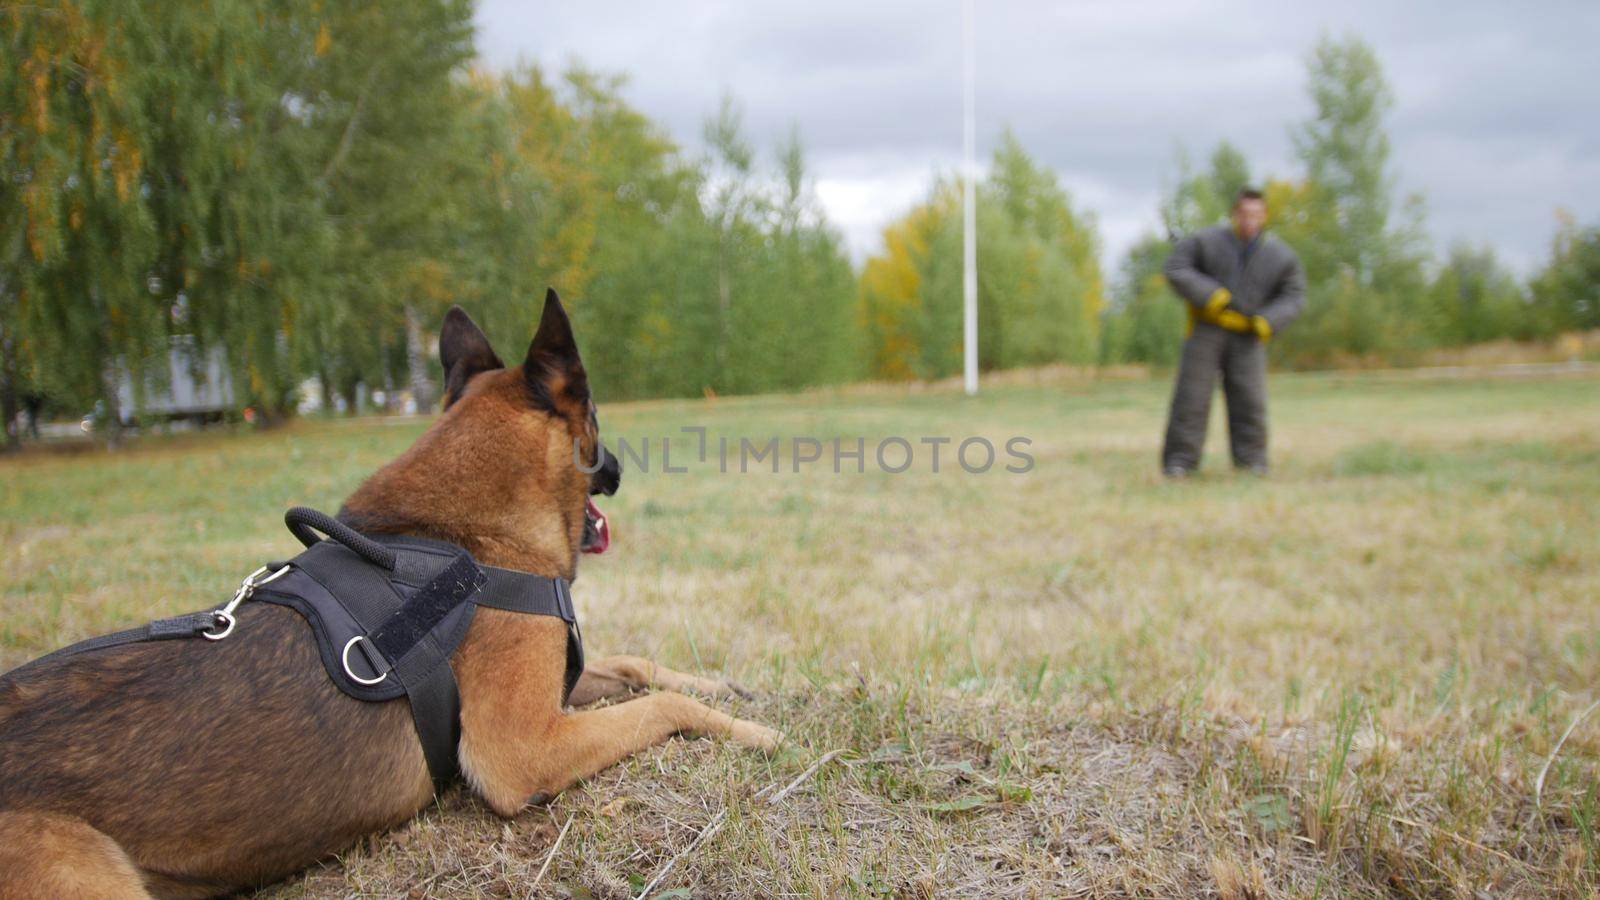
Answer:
0, 293, 777, 898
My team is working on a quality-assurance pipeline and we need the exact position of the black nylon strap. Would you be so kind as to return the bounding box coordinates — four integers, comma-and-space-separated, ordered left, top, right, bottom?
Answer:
2, 612, 223, 682
406, 661, 463, 782
475, 568, 583, 703
148, 612, 225, 639
474, 568, 574, 621
370, 554, 485, 665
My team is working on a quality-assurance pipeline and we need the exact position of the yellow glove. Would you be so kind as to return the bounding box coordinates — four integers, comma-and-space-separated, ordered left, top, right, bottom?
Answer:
1251, 315, 1272, 342
1214, 309, 1253, 334
1203, 288, 1232, 316
1185, 288, 1234, 336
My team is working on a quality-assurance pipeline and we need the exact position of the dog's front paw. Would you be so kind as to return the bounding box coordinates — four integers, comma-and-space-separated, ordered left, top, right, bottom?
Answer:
727, 718, 782, 753
703, 677, 755, 700
673, 672, 756, 700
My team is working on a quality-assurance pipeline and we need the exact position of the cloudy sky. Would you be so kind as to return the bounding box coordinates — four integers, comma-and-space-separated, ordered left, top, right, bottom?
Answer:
473, 1, 1599, 276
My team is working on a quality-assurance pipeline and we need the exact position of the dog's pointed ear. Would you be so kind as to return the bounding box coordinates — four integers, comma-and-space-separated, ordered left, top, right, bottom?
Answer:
524, 288, 588, 411
439, 306, 503, 409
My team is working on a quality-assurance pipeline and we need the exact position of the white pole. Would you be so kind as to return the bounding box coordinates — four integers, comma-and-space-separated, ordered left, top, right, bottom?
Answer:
961, 0, 978, 396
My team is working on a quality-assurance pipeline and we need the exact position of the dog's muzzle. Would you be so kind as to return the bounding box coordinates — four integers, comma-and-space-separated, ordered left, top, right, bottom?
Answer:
582, 442, 620, 554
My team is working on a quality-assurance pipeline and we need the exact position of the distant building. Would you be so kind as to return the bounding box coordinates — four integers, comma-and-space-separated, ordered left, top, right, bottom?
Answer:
110, 336, 235, 427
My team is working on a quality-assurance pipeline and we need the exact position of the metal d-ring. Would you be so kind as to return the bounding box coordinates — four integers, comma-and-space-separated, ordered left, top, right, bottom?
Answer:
341, 635, 390, 685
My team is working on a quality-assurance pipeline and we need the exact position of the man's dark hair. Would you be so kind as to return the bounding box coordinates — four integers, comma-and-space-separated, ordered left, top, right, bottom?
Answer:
1233, 187, 1265, 209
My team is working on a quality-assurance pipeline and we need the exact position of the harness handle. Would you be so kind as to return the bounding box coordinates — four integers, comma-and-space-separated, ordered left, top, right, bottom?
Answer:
284, 507, 398, 571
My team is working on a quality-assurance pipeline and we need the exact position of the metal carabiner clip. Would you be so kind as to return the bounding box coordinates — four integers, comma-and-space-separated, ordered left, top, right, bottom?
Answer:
203, 564, 290, 641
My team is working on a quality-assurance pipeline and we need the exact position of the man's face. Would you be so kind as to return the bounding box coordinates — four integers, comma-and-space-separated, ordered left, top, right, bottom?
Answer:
1231, 198, 1267, 242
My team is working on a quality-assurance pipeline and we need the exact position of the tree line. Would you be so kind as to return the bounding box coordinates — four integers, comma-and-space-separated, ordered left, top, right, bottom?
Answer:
3, 5, 1596, 445
1, 0, 858, 436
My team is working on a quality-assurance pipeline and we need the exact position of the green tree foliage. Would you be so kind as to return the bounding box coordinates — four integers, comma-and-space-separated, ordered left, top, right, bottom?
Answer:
291, 0, 479, 415
691, 100, 858, 396
1528, 215, 1600, 336
859, 132, 1103, 380
1160, 141, 1250, 239
1, 0, 477, 427
3, 1, 150, 426
2, 2, 270, 421
505, 68, 711, 399
1276, 35, 1430, 365
1099, 236, 1184, 367
1, 1, 859, 442
463, 85, 856, 400
1422, 243, 1528, 345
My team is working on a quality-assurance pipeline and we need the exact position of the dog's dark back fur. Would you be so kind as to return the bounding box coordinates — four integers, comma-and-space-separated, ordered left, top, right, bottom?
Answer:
0, 606, 428, 895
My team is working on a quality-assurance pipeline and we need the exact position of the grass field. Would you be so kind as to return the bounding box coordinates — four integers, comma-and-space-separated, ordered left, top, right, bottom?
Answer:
3, 368, 1599, 897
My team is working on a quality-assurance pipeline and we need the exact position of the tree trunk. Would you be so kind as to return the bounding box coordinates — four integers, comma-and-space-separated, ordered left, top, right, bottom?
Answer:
317, 369, 334, 415
1, 234, 21, 451
404, 303, 435, 413
716, 230, 731, 382
0, 333, 18, 452
100, 358, 125, 447
381, 358, 396, 414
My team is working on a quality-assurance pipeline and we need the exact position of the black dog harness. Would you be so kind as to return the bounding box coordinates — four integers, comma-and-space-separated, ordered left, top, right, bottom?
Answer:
4, 508, 583, 785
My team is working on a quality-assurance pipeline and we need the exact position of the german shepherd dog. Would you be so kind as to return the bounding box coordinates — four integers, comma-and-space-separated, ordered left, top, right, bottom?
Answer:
0, 292, 779, 898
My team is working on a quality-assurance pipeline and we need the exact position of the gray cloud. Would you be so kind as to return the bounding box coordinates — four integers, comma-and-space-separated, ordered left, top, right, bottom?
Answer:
475, 1, 1600, 275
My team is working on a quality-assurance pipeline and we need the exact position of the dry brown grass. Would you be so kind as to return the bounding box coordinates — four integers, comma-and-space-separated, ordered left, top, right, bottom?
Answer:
3, 369, 1598, 897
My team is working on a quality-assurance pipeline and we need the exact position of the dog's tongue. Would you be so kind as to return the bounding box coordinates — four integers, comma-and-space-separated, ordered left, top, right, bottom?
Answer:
584, 497, 610, 554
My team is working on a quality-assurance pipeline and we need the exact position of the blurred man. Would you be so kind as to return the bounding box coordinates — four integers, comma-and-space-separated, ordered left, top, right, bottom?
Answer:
1161, 188, 1306, 477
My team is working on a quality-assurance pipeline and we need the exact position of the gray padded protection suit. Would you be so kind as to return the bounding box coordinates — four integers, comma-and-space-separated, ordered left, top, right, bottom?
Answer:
1161, 225, 1307, 471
